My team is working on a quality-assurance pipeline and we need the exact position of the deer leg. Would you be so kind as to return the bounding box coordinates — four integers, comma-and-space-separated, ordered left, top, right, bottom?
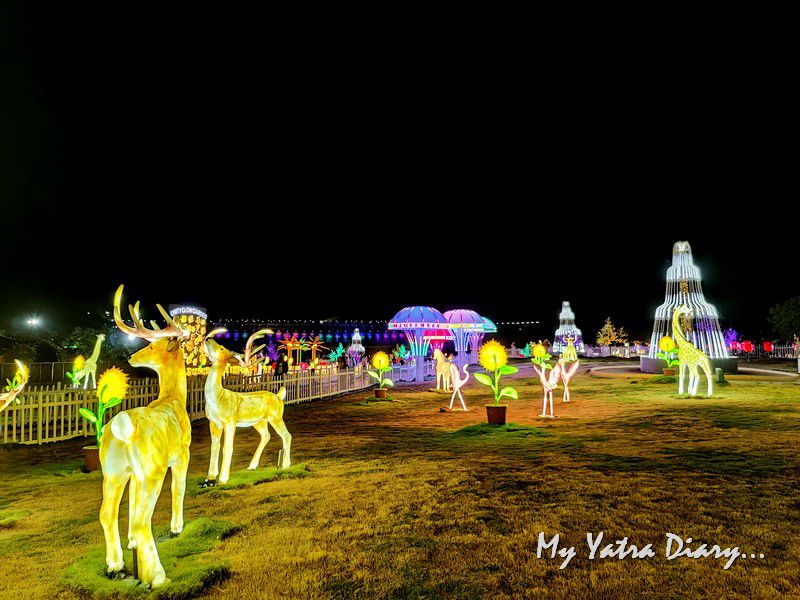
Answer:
207, 420, 222, 482
132, 475, 168, 587
170, 447, 189, 534
248, 420, 271, 470
269, 417, 292, 469
127, 477, 138, 548
219, 423, 236, 484
100, 474, 128, 573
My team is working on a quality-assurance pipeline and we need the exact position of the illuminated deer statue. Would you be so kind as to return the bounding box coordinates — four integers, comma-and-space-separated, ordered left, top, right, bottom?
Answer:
1, 360, 28, 413
100, 285, 190, 588
433, 348, 452, 390
233, 328, 272, 375
203, 331, 292, 486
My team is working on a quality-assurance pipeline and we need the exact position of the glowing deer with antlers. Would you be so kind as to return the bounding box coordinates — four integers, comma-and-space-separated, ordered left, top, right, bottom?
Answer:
99, 285, 190, 588
1, 360, 28, 413
203, 329, 292, 486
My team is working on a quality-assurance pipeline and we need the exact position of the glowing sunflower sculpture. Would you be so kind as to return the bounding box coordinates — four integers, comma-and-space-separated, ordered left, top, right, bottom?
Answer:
368, 351, 394, 389
656, 335, 680, 368
79, 367, 129, 446
530, 341, 552, 369
66, 355, 86, 385
474, 341, 519, 406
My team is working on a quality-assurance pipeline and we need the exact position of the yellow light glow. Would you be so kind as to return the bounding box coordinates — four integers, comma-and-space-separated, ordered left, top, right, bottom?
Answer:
532, 343, 547, 359
74, 355, 86, 372
371, 351, 390, 371
98, 367, 129, 401
659, 336, 675, 353
479, 340, 507, 371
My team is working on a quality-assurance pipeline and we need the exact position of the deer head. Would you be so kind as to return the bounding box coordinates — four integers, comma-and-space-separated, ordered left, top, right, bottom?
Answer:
113, 285, 188, 372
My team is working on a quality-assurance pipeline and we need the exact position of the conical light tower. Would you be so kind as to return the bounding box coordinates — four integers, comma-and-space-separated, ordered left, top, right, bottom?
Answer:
641, 241, 737, 373
553, 301, 584, 354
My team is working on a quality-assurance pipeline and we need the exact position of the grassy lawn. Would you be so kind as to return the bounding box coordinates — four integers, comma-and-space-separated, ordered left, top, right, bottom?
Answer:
1, 359, 799, 598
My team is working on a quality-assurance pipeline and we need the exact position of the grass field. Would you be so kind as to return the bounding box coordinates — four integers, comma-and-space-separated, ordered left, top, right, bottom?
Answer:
1, 359, 799, 599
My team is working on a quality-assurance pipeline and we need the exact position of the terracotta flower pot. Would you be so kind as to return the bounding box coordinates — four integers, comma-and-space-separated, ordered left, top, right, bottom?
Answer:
662, 368, 676, 376
485, 405, 507, 425
83, 445, 100, 472
374, 388, 388, 399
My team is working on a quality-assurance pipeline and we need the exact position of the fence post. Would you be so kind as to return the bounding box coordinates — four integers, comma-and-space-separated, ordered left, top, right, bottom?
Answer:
37, 388, 43, 445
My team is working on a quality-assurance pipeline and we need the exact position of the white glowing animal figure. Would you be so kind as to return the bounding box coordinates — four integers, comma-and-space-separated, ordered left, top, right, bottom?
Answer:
672, 305, 714, 397
433, 348, 452, 390
558, 358, 580, 402
100, 285, 190, 588
74, 334, 105, 389
532, 362, 562, 418
448, 363, 470, 410
203, 334, 292, 485
560, 336, 578, 364
0, 360, 28, 413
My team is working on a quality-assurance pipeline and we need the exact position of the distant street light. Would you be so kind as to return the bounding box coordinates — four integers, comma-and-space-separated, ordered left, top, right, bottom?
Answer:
26, 317, 41, 328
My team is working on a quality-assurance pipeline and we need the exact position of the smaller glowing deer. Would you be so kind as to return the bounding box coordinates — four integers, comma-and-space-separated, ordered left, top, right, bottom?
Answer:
203, 332, 292, 486
1, 360, 28, 413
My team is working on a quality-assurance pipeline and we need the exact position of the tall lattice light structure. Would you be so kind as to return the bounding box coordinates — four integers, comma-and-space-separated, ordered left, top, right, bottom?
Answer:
642, 241, 735, 373
553, 301, 584, 354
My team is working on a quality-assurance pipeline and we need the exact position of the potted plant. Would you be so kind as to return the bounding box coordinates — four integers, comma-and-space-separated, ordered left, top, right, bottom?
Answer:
474, 340, 519, 425
368, 351, 394, 398
657, 336, 680, 376
79, 367, 128, 472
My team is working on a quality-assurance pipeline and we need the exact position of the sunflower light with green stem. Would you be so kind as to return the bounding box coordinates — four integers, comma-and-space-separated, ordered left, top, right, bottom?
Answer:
656, 336, 680, 368
474, 340, 519, 406
368, 351, 394, 389
79, 367, 129, 446
530, 341, 552, 370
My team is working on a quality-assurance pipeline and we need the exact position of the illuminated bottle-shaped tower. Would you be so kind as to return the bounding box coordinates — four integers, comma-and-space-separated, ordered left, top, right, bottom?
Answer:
553, 301, 584, 354
641, 241, 736, 373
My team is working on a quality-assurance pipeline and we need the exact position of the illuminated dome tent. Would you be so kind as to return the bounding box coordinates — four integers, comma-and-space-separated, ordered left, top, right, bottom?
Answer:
443, 309, 486, 367
388, 306, 449, 382
553, 301, 584, 354
641, 241, 737, 373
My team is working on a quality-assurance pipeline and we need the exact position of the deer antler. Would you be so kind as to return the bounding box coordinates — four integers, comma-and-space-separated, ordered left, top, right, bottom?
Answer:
233, 329, 273, 368
113, 285, 187, 342
1, 360, 28, 412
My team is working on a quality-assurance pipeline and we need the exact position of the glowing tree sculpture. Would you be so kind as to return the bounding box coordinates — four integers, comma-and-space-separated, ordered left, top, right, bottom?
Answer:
389, 306, 450, 382
0, 360, 27, 413
672, 305, 714, 397
553, 302, 584, 354
643, 241, 734, 373
443, 309, 485, 367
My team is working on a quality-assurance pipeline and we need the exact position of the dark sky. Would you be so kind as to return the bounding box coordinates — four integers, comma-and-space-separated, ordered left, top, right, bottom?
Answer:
1, 3, 799, 340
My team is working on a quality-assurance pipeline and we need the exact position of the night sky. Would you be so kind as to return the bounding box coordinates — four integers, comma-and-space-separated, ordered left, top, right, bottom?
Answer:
2, 4, 799, 341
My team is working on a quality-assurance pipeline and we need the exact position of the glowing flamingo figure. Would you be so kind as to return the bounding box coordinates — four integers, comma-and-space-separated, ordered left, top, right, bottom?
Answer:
448, 363, 470, 410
